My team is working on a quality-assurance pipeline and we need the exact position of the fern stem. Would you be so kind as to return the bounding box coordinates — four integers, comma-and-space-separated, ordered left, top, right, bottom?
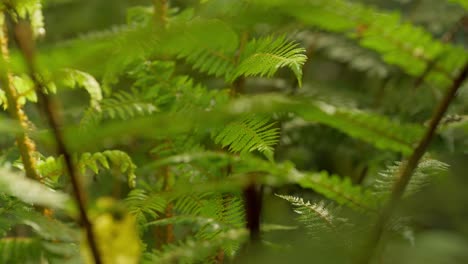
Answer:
243, 181, 262, 241
0, 12, 41, 182
12, 19, 103, 264
357, 61, 468, 264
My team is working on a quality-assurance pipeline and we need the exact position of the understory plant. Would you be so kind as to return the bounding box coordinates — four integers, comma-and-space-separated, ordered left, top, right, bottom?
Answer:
0, 0, 467, 263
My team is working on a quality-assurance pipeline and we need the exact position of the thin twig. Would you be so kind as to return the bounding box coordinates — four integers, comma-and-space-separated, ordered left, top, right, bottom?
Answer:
356, 61, 468, 264
12, 19, 103, 264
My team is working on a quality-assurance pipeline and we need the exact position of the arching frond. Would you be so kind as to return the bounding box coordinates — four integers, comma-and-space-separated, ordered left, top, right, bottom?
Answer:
232, 36, 307, 86
295, 101, 425, 154
276, 194, 345, 236
56, 68, 103, 109
373, 158, 449, 198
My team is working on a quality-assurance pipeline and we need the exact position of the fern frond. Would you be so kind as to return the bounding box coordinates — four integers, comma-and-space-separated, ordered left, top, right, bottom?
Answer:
56, 68, 103, 109
232, 36, 307, 86
80, 90, 158, 127
310, 32, 392, 78
13, 0, 45, 37
163, 18, 238, 78
173, 192, 215, 216
214, 115, 280, 161
373, 158, 449, 198
296, 101, 425, 154
257, 0, 467, 86
37, 150, 137, 188
142, 229, 247, 264
297, 171, 379, 211
125, 189, 168, 226
276, 194, 345, 235
0, 238, 44, 264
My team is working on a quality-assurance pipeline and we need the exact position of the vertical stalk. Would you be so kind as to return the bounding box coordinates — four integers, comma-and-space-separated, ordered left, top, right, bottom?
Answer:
357, 61, 468, 264
13, 18, 102, 264
0, 12, 41, 181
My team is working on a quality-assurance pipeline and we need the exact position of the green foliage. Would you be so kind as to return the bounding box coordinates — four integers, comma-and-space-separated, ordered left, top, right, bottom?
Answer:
232, 36, 307, 86
142, 229, 247, 264
0, 238, 43, 264
0, 166, 69, 209
1, 0, 467, 263
214, 115, 279, 161
276, 194, 344, 235
37, 150, 137, 188
297, 170, 379, 211
373, 158, 449, 197
125, 189, 167, 226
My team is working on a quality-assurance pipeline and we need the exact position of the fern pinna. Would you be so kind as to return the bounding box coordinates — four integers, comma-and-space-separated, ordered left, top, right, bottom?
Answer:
0, 0, 467, 264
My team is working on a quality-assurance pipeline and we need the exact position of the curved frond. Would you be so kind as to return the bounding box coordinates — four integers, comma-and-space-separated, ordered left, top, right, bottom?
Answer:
125, 189, 168, 226
296, 101, 425, 154
276, 194, 345, 235
373, 158, 449, 197
232, 36, 307, 86
56, 68, 103, 109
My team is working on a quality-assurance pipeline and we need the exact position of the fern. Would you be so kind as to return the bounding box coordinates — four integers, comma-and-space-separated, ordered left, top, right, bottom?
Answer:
56, 68, 103, 109
295, 100, 425, 154
214, 115, 280, 161
296, 170, 379, 211
255, 0, 468, 86
373, 158, 449, 198
125, 189, 168, 226
142, 228, 247, 264
276, 194, 345, 236
80, 89, 158, 127
0, 238, 44, 264
37, 150, 137, 188
232, 36, 308, 86
309, 32, 392, 78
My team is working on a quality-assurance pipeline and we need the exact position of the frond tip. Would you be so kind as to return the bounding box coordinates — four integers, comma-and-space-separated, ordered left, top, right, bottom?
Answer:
232, 36, 307, 87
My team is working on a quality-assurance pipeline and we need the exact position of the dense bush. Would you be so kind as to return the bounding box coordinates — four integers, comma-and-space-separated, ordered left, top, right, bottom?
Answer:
0, 0, 467, 263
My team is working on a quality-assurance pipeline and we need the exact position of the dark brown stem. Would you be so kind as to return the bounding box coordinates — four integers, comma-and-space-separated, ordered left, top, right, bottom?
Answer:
243, 181, 262, 241
356, 61, 468, 264
13, 19, 102, 264
0, 13, 41, 181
